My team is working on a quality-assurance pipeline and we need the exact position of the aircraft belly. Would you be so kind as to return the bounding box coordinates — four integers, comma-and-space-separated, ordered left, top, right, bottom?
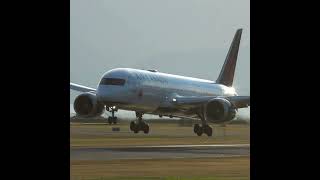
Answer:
117, 104, 157, 112
117, 94, 162, 113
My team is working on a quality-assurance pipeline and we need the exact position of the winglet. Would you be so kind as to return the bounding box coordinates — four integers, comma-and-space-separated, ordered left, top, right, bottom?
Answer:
216, 29, 242, 87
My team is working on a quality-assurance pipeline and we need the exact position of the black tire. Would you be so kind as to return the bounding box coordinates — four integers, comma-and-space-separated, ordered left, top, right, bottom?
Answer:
194, 124, 200, 134
130, 121, 135, 131
112, 117, 118, 124
143, 124, 149, 134
132, 121, 139, 133
133, 128, 139, 133
196, 127, 203, 136
107, 117, 112, 125
204, 125, 213, 137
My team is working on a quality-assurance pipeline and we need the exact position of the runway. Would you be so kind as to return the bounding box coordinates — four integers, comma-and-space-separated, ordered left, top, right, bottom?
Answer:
71, 144, 250, 160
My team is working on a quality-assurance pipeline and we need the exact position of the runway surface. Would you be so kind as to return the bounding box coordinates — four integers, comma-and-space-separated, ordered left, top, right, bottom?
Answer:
71, 144, 250, 160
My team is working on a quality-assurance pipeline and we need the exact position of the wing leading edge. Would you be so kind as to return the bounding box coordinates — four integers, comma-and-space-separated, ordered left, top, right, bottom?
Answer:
70, 82, 96, 93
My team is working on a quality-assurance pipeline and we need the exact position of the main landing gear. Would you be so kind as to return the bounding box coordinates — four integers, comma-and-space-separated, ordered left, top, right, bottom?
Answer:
193, 116, 213, 137
107, 106, 118, 125
130, 112, 150, 134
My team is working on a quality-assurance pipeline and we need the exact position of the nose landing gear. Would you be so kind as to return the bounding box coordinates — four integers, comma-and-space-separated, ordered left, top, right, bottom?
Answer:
107, 106, 118, 125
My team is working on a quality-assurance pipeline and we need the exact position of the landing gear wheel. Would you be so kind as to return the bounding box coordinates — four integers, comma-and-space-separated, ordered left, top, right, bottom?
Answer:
203, 125, 213, 137
129, 121, 149, 134
112, 117, 118, 124
133, 128, 139, 133
196, 127, 203, 136
129, 121, 140, 133
194, 124, 200, 134
133, 123, 139, 133
131, 112, 150, 134
142, 123, 150, 134
130, 121, 135, 131
107, 117, 112, 125
193, 124, 212, 136
107, 106, 117, 125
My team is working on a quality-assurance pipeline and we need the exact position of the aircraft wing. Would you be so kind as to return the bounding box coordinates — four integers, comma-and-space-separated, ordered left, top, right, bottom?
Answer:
70, 82, 96, 92
172, 95, 250, 109
227, 96, 250, 108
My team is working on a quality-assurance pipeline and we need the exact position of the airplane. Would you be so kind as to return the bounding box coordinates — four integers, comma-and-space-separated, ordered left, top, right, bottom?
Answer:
70, 28, 250, 136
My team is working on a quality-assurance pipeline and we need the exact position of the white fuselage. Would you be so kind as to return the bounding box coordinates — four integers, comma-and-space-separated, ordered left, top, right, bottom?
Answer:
96, 68, 237, 116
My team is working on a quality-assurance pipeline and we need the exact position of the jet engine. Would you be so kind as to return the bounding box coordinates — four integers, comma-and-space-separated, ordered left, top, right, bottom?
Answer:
73, 92, 105, 117
205, 98, 236, 123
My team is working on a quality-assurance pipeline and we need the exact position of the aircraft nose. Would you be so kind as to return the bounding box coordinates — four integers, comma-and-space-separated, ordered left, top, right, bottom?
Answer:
96, 85, 107, 101
96, 85, 119, 102
96, 82, 129, 104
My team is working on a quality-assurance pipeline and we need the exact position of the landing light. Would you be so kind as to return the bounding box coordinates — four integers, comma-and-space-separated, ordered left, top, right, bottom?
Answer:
172, 98, 177, 102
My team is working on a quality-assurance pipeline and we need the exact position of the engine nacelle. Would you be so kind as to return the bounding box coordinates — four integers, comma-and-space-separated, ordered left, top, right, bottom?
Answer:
73, 92, 105, 117
205, 98, 236, 123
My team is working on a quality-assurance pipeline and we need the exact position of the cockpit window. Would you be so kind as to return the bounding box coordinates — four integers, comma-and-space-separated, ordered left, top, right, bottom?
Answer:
100, 78, 126, 86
